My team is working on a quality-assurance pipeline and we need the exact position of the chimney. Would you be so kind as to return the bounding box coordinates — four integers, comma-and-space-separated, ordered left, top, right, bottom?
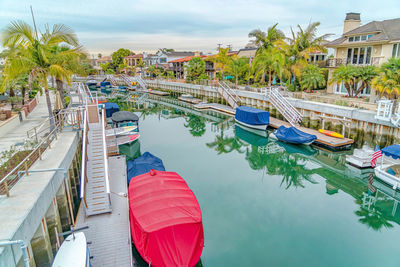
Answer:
343, 12, 361, 34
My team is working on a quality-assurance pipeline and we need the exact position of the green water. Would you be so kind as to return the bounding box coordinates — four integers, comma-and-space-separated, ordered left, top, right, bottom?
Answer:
121, 100, 400, 267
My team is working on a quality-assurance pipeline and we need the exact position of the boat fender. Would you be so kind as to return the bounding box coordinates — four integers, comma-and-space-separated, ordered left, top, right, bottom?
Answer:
393, 183, 398, 190
150, 169, 156, 176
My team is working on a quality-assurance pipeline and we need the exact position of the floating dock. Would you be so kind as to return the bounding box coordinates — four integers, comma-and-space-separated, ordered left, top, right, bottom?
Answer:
149, 90, 169, 96
269, 117, 354, 150
178, 96, 203, 104
194, 102, 235, 115
74, 155, 133, 267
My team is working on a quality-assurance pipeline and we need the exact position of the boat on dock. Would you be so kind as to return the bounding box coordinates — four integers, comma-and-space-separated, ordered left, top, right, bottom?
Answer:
269, 126, 317, 145
52, 232, 90, 267
375, 145, 400, 189
126, 152, 165, 183
128, 170, 204, 267
235, 106, 269, 130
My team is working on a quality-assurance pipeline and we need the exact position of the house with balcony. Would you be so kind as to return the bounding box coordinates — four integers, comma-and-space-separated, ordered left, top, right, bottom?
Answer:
145, 49, 195, 68
169, 53, 206, 79
326, 13, 400, 98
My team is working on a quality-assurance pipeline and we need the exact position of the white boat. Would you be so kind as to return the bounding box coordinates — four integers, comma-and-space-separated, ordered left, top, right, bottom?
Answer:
116, 133, 140, 146
235, 118, 268, 130
375, 164, 400, 190
345, 145, 375, 168
105, 125, 137, 137
52, 232, 90, 267
235, 121, 268, 138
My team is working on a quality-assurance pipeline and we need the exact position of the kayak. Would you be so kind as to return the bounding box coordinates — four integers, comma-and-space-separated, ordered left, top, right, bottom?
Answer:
318, 129, 344, 139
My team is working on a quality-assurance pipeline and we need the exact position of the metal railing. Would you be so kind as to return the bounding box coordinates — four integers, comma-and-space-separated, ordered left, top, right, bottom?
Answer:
217, 81, 242, 109
326, 57, 382, 68
0, 109, 83, 197
266, 87, 302, 126
101, 107, 111, 208
80, 110, 89, 208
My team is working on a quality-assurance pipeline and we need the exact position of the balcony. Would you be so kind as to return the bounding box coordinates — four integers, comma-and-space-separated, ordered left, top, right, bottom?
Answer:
325, 57, 382, 68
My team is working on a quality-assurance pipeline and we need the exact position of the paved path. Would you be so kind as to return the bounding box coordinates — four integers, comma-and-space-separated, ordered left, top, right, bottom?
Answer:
0, 92, 54, 155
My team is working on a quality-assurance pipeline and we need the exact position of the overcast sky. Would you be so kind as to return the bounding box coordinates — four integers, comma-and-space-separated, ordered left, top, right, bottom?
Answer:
0, 0, 399, 57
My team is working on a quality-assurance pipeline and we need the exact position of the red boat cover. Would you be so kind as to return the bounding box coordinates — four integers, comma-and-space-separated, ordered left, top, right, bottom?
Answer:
128, 170, 204, 267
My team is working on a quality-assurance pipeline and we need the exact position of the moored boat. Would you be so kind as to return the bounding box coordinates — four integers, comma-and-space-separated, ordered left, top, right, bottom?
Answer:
375, 145, 400, 189
345, 145, 375, 168
126, 152, 165, 183
104, 102, 120, 118
52, 232, 90, 267
235, 106, 269, 130
269, 126, 317, 145
128, 170, 204, 267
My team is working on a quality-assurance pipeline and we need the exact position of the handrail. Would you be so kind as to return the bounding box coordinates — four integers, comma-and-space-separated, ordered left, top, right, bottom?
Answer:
101, 107, 111, 204
80, 110, 88, 200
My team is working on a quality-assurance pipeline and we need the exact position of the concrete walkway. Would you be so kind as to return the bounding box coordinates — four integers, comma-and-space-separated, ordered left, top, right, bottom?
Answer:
0, 92, 54, 155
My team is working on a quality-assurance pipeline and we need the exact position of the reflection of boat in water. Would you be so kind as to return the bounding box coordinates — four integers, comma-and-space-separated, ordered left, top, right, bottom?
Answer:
235, 122, 267, 138
275, 140, 317, 156
345, 145, 374, 168
235, 106, 269, 130
235, 124, 268, 147
269, 126, 317, 145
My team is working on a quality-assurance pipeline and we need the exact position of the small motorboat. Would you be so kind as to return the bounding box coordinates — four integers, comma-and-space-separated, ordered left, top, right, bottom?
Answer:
126, 152, 165, 183
269, 126, 317, 145
345, 145, 375, 168
105, 125, 137, 137
115, 133, 140, 146
318, 129, 344, 139
235, 106, 269, 131
375, 145, 400, 189
129, 170, 204, 267
104, 102, 120, 118
111, 111, 139, 129
52, 232, 90, 267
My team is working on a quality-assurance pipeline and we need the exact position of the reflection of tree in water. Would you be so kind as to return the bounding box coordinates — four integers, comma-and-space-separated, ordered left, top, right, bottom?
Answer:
184, 114, 207, 137
245, 145, 317, 189
354, 205, 394, 231
206, 130, 247, 154
139, 103, 163, 120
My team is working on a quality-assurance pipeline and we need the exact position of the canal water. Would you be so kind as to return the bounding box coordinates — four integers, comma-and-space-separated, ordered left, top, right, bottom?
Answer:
120, 100, 400, 267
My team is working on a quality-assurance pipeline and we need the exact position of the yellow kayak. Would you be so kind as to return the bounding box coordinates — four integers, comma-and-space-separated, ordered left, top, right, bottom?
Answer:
318, 129, 344, 139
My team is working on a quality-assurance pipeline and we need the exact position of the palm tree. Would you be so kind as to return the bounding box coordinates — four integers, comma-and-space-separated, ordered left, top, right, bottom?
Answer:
299, 64, 326, 91
224, 56, 249, 86
248, 23, 285, 52
355, 65, 377, 96
209, 47, 231, 80
1, 20, 80, 129
372, 57, 400, 99
252, 47, 284, 85
329, 65, 358, 96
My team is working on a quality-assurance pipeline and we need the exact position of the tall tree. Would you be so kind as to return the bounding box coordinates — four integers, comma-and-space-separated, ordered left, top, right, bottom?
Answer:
299, 64, 326, 91
252, 47, 284, 85
225, 56, 249, 86
372, 57, 400, 99
329, 65, 358, 97
111, 48, 131, 72
1, 20, 80, 129
248, 23, 285, 52
209, 47, 231, 80
185, 57, 206, 82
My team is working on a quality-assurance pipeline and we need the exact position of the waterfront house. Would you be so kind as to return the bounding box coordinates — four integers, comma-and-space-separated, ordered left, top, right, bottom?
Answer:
326, 13, 400, 99
146, 49, 195, 68
124, 53, 144, 67
168, 53, 206, 79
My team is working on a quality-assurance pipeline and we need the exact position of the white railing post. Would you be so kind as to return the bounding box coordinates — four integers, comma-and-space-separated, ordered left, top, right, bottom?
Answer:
101, 107, 111, 207
80, 110, 87, 204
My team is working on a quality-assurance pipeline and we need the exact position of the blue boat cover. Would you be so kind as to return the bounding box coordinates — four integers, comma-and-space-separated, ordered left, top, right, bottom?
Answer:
126, 152, 165, 183
104, 102, 120, 118
235, 125, 269, 147
382, 145, 400, 159
235, 106, 269, 125
274, 126, 317, 144
100, 81, 111, 87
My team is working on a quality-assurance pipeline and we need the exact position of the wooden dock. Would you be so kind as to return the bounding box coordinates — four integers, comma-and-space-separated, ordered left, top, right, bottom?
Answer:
194, 102, 235, 115
178, 96, 203, 104
75, 155, 133, 267
269, 117, 354, 150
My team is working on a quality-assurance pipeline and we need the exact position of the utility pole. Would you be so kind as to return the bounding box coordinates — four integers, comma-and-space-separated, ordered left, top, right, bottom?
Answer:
227, 44, 232, 52
217, 43, 222, 51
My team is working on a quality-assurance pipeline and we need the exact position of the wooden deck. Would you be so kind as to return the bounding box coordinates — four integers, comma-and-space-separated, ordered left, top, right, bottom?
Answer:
269, 117, 354, 149
75, 155, 133, 267
194, 102, 235, 115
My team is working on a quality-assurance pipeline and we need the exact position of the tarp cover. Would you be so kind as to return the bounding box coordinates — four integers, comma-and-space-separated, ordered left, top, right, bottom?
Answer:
129, 170, 204, 267
100, 81, 111, 87
235, 106, 269, 125
104, 102, 120, 118
126, 152, 165, 183
235, 125, 269, 147
382, 145, 400, 159
111, 111, 139, 123
274, 126, 317, 144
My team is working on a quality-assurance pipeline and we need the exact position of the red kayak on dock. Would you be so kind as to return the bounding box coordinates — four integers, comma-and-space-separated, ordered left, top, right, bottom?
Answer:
128, 170, 204, 267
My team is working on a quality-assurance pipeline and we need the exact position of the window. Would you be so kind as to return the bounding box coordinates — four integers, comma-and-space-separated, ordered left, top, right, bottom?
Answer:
355, 36, 360, 42
361, 35, 367, 41
368, 34, 373, 39
393, 43, 400, 58
336, 82, 371, 95
346, 47, 372, 65
349, 37, 354, 42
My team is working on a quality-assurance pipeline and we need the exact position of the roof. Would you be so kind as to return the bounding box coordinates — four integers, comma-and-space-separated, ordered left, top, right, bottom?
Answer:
96, 56, 112, 62
326, 18, 400, 47
166, 51, 195, 57
125, 54, 144, 59
129, 170, 202, 232
168, 55, 207, 63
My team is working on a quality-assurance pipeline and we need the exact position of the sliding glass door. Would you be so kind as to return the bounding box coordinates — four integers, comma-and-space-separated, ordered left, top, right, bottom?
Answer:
346, 47, 372, 65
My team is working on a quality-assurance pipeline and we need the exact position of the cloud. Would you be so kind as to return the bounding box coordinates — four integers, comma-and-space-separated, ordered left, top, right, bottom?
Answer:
0, 0, 399, 54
